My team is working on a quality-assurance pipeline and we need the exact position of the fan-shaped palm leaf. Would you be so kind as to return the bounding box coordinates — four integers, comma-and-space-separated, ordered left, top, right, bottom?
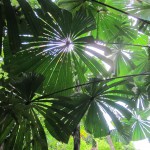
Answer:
132, 48, 150, 74
4, 9, 112, 95
126, 1, 150, 21
133, 84, 149, 111
83, 78, 133, 137
0, 72, 84, 149
47, 78, 134, 139
124, 109, 150, 141
110, 128, 131, 144
57, 0, 137, 42
0, 73, 50, 149
107, 43, 136, 76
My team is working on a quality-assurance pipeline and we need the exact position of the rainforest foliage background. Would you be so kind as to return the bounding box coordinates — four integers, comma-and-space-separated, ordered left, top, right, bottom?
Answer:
0, 0, 150, 150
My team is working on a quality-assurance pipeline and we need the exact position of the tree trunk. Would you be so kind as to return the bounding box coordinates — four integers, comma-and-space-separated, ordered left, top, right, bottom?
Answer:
0, 143, 4, 150
91, 139, 98, 150
0, 4, 4, 55
106, 135, 115, 150
73, 124, 80, 150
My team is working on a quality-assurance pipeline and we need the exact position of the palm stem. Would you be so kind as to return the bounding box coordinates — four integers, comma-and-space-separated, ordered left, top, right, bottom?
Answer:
32, 73, 150, 101
105, 43, 150, 49
106, 135, 115, 150
73, 124, 80, 150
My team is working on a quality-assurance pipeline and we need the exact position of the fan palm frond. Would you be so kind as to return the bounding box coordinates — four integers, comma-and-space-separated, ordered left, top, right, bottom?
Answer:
5, 9, 112, 95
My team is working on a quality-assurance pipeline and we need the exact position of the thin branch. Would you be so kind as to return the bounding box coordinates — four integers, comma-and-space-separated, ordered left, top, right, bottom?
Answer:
91, 0, 150, 25
33, 73, 150, 101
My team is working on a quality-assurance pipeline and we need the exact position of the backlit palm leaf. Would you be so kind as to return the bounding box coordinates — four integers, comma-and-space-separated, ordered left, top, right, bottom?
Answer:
126, 110, 150, 141
47, 78, 133, 139
107, 43, 136, 76
125, 1, 150, 34
132, 48, 150, 74
133, 84, 149, 111
5, 9, 111, 95
83, 78, 133, 137
126, 1, 150, 21
57, 0, 137, 42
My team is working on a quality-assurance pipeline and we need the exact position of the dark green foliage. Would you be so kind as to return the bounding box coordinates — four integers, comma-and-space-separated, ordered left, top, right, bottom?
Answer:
3, 0, 20, 54
0, 0, 150, 149
0, 73, 82, 149
17, 0, 42, 37
4, 8, 112, 96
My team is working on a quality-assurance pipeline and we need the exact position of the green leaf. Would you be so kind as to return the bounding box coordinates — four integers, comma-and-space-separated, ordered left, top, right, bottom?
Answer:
0, 118, 14, 145
5, 9, 99, 95
104, 99, 132, 120
85, 100, 109, 137
3, 0, 20, 54
100, 102, 123, 133
17, 0, 42, 37
37, 0, 61, 20
13, 122, 26, 150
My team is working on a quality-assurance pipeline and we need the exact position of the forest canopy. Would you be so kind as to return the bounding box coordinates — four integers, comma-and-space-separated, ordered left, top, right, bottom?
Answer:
0, 0, 150, 149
